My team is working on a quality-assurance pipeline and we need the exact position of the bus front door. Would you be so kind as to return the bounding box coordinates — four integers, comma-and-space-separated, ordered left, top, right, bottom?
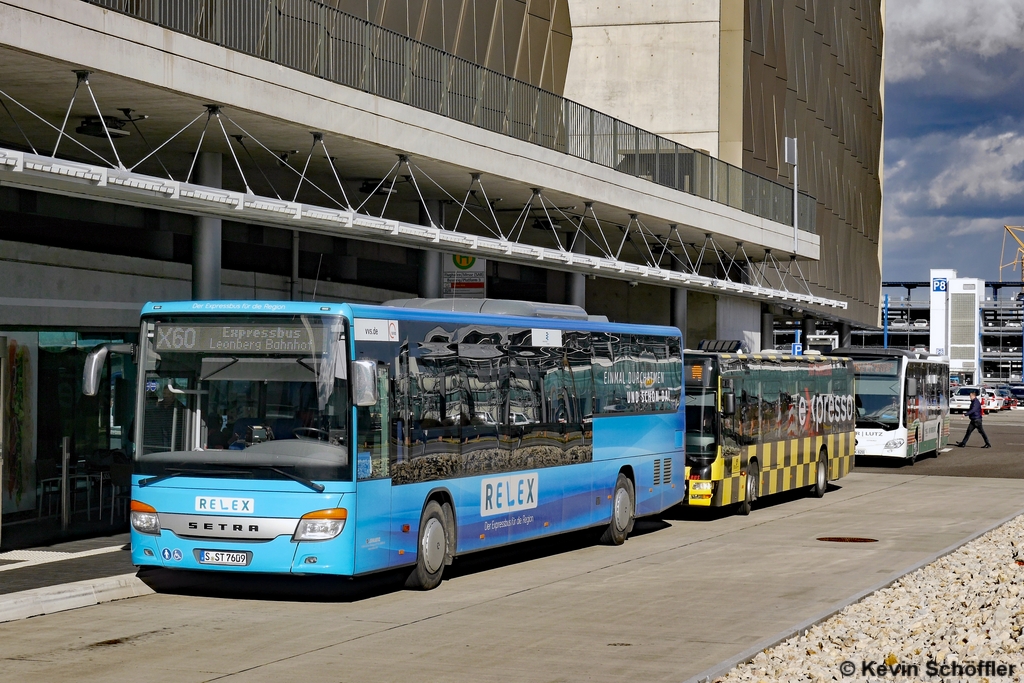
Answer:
354, 362, 393, 574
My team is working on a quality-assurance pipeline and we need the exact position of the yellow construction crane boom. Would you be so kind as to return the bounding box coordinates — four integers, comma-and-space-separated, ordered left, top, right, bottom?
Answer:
999, 225, 1024, 282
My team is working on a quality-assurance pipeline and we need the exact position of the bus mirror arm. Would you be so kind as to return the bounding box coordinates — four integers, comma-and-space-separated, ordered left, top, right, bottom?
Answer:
722, 391, 736, 416
82, 343, 137, 397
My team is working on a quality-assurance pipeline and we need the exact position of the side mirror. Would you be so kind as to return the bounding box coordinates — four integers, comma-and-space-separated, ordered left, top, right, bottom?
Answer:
722, 390, 736, 416
351, 359, 379, 407
83, 343, 135, 397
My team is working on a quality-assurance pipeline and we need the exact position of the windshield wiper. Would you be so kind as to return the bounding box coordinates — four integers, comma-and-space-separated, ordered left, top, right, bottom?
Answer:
139, 466, 252, 487
857, 419, 897, 429
200, 357, 240, 381
253, 466, 325, 493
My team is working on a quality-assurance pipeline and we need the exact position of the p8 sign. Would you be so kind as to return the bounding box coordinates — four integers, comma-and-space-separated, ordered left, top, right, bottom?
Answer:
932, 278, 947, 292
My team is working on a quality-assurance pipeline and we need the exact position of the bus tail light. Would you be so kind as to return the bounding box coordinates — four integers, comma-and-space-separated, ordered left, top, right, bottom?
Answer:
293, 508, 348, 542
130, 500, 160, 535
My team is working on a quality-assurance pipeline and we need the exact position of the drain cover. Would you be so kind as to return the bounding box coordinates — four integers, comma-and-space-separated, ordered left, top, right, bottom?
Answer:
817, 536, 878, 543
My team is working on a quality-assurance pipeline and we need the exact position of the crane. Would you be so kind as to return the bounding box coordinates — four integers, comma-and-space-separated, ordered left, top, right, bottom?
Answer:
998, 226, 1024, 285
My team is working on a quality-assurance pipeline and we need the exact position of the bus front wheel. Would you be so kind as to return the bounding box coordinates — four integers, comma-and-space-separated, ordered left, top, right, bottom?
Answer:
812, 448, 828, 498
600, 473, 634, 545
405, 500, 450, 590
739, 461, 759, 515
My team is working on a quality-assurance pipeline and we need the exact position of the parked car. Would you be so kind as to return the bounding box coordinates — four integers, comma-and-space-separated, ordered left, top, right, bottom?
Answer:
889, 319, 909, 328
981, 387, 1006, 412
950, 386, 979, 413
995, 387, 1016, 410
1011, 386, 1024, 407
912, 318, 929, 327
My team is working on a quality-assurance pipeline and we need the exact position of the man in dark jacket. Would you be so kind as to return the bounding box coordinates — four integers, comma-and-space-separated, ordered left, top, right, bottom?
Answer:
956, 390, 991, 448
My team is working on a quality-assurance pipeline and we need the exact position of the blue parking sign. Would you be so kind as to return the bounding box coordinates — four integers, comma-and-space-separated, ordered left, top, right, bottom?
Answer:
932, 278, 947, 292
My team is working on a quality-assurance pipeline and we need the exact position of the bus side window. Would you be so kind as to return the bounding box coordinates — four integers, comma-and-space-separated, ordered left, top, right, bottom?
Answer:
761, 366, 781, 443
591, 332, 620, 414
393, 346, 410, 469
738, 372, 761, 444
564, 331, 594, 422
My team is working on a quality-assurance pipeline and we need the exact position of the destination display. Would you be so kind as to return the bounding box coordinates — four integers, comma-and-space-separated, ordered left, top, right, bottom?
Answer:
153, 323, 324, 355
852, 359, 899, 375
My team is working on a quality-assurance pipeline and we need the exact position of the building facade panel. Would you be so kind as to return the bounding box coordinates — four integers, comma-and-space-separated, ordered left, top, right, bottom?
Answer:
743, 0, 883, 326
563, 0, 884, 328
332, 0, 572, 92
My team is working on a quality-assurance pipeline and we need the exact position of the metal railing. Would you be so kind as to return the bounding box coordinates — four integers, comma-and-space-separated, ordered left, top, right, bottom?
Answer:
83, 0, 815, 233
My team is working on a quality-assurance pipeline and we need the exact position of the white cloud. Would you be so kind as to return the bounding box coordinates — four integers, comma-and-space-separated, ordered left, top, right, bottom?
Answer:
882, 211, 1012, 281
882, 127, 1024, 210
926, 130, 1024, 206
887, 0, 1024, 82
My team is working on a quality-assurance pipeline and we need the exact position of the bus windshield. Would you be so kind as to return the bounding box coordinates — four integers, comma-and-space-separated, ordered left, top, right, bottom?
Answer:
136, 315, 350, 482
852, 360, 901, 430
685, 390, 717, 461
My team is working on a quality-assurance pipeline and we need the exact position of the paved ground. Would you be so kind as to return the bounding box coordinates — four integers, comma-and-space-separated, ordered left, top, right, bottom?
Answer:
2, 472, 1024, 682
0, 533, 131, 595
856, 410, 1024, 478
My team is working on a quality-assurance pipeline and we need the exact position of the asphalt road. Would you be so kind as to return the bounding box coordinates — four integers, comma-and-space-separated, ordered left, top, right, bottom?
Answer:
4, 472, 1024, 683
855, 410, 1024, 478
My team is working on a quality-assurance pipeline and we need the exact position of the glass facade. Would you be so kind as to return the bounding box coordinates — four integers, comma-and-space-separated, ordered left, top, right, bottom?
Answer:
1, 330, 137, 546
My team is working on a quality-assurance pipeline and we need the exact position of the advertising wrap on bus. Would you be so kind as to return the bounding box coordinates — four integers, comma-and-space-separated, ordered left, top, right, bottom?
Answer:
682, 351, 856, 514
88, 300, 685, 590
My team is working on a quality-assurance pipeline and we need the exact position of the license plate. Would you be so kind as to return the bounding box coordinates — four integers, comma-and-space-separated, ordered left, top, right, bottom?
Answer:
197, 550, 250, 566
855, 448, 865, 455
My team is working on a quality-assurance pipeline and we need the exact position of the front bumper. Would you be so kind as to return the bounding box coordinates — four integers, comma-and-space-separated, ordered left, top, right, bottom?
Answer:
132, 527, 354, 575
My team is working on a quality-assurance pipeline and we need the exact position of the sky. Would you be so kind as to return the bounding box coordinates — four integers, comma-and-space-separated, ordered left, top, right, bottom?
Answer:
882, 0, 1024, 284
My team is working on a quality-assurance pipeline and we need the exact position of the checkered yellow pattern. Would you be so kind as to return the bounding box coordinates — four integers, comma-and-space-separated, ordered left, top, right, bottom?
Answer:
685, 430, 855, 507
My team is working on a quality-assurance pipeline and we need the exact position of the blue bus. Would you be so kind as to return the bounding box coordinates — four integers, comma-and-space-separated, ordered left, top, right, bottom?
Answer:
85, 299, 685, 589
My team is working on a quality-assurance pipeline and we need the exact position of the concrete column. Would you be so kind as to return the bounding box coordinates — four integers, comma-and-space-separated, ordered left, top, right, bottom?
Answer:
566, 235, 586, 309
671, 259, 687, 343
290, 230, 301, 301
761, 305, 775, 352
418, 200, 443, 299
801, 316, 817, 340
192, 152, 222, 300
838, 322, 852, 348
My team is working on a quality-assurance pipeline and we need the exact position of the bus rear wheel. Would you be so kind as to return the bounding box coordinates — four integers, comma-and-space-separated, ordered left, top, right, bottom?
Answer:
600, 473, 634, 545
405, 500, 450, 591
811, 448, 828, 498
739, 461, 759, 515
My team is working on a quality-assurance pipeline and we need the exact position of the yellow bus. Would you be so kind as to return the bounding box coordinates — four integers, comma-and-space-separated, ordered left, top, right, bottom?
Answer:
683, 351, 856, 514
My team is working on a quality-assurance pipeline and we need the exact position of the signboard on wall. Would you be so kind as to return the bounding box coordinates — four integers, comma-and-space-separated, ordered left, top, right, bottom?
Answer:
442, 253, 486, 299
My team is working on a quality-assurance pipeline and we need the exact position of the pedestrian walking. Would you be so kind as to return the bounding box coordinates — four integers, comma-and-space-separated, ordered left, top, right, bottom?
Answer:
956, 390, 991, 448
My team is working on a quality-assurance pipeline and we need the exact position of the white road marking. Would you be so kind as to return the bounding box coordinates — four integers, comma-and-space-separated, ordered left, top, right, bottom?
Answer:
940, 448, 952, 453
0, 545, 126, 572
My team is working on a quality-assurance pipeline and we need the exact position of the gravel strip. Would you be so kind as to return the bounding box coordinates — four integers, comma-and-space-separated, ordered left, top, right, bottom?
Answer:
714, 515, 1024, 682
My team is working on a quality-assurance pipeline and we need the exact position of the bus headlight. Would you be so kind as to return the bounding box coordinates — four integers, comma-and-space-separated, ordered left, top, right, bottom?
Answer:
130, 500, 160, 535
884, 438, 905, 450
293, 508, 348, 542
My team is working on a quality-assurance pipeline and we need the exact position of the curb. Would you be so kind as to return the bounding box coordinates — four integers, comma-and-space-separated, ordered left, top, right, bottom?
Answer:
681, 505, 1024, 683
0, 572, 153, 624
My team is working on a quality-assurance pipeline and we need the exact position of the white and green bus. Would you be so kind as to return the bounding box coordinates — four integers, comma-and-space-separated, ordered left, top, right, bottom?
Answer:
832, 348, 950, 464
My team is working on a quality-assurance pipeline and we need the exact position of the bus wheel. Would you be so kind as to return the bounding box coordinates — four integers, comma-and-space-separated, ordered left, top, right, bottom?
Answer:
405, 500, 449, 590
739, 461, 759, 515
600, 473, 634, 545
812, 448, 828, 498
